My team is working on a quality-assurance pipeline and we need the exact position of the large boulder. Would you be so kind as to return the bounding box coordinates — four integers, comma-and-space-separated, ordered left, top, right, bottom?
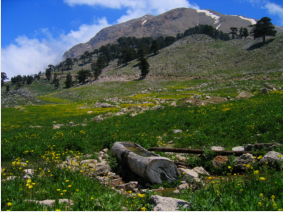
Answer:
234, 153, 255, 170
150, 195, 190, 211
259, 151, 283, 169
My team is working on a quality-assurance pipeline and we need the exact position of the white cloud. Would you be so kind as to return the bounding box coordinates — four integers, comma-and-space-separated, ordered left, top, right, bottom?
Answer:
264, 2, 283, 25
1, 18, 109, 79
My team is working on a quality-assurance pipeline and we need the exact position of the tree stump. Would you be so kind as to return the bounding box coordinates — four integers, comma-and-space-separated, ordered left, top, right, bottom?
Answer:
111, 142, 178, 184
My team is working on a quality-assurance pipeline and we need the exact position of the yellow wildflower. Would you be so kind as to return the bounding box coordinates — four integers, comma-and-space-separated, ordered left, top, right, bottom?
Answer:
258, 202, 262, 206
257, 156, 262, 160
254, 170, 259, 175
138, 194, 146, 198
68, 185, 72, 188
260, 193, 264, 197
57, 189, 60, 191
228, 166, 232, 169
65, 180, 69, 183
7, 202, 12, 207
141, 207, 146, 211
278, 154, 282, 158
259, 177, 266, 181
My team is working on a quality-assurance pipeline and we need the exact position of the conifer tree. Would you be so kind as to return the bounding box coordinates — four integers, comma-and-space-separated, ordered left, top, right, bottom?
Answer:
64, 72, 73, 88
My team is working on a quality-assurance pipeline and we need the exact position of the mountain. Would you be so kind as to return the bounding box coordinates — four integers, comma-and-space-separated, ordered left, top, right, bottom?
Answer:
63, 7, 283, 59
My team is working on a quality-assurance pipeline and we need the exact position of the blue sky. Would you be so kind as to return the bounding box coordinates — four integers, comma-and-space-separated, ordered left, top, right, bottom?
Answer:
2, 0, 283, 79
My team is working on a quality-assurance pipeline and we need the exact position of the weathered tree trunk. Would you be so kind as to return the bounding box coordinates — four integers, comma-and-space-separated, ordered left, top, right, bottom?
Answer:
111, 142, 178, 184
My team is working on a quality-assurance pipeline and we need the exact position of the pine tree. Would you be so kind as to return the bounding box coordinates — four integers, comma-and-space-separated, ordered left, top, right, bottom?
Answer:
139, 57, 150, 78
250, 17, 277, 43
64, 72, 73, 88
150, 40, 160, 55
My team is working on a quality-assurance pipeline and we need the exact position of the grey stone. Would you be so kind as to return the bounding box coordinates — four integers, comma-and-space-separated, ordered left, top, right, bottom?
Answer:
211, 146, 224, 151
94, 163, 110, 176
150, 195, 190, 211
260, 88, 268, 94
177, 183, 189, 190
116, 181, 138, 191
80, 159, 98, 165
192, 167, 210, 176
178, 168, 199, 182
173, 189, 180, 194
232, 146, 244, 151
244, 143, 282, 151
211, 156, 229, 168
176, 155, 187, 162
173, 129, 182, 134
234, 153, 255, 170
259, 151, 283, 169
170, 101, 177, 106
235, 91, 254, 100
150, 105, 164, 111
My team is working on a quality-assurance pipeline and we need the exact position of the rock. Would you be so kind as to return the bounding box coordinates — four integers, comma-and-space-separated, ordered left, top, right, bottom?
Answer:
259, 151, 283, 169
80, 159, 98, 165
102, 148, 108, 153
120, 108, 128, 113
232, 146, 245, 151
170, 101, 177, 106
150, 195, 190, 211
177, 183, 189, 190
192, 167, 210, 176
205, 96, 211, 99
87, 111, 93, 114
92, 115, 103, 122
244, 143, 282, 151
95, 103, 116, 108
173, 129, 182, 134
168, 141, 174, 144
211, 156, 229, 168
178, 168, 199, 182
53, 124, 64, 129
211, 146, 224, 151
25, 199, 74, 208
116, 181, 138, 191
173, 189, 180, 194
263, 83, 276, 90
235, 91, 254, 100
94, 163, 110, 176
260, 88, 268, 94
234, 153, 255, 170
129, 113, 137, 117
176, 155, 187, 162
150, 105, 164, 111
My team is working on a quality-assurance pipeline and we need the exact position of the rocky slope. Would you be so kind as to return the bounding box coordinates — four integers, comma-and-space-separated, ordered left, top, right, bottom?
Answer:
63, 7, 283, 59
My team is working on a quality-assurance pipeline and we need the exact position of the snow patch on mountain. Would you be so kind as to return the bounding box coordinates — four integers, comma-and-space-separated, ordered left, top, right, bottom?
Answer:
216, 23, 221, 30
238, 16, 256, 25
196, 9, 220, 24
142, 20, 147, 25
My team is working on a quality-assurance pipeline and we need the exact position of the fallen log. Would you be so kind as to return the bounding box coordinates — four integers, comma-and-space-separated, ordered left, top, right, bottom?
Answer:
111, 142, 178, 184
147, 147, 267, 156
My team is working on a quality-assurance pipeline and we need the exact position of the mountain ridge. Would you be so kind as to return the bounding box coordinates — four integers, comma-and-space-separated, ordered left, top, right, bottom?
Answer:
63, 7, 283, 59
